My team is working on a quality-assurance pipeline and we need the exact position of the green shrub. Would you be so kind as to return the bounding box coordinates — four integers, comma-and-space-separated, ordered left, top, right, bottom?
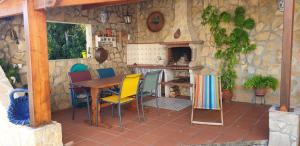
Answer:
0, 59, 20, 87
243, 75, 279, 91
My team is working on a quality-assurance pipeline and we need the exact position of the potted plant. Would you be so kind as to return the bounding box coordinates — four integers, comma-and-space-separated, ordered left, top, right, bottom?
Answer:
221, 68, 237, 102
201, 6, 256, 102
243, 75, 278, 96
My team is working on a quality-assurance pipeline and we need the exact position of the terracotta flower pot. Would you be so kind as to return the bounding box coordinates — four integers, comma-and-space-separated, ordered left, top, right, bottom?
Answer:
255, 88, 267, 96
222, 90, 233, 102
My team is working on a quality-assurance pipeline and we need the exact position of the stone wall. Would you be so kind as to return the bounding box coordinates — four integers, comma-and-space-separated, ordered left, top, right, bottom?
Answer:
46, 6, 134, 111
134, 0, 300, 105
0, 16, 28, 84
49, 47, 128, 110
0, 4, 136, 111
269, 105, 300, 146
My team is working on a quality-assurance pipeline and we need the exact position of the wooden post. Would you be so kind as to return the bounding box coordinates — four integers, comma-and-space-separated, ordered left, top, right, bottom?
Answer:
280, 0, 295, 112
23, 0, 51, 127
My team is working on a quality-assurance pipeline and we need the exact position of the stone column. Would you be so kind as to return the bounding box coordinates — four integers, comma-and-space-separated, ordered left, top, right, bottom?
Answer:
269, 105, 300, 146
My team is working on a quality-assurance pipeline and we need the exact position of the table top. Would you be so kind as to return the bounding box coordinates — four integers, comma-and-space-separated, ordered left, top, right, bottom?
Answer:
73, 75, 123, 89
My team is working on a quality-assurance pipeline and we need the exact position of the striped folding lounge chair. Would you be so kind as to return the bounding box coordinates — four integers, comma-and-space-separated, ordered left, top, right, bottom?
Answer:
191, 74, 224, 126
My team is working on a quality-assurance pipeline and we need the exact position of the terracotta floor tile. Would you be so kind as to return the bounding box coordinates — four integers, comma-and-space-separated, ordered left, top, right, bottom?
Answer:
213, 133, 243, 144
153, 138, 181, 146
123, 121, 141, 130
226, 126, 250, 137
74, 139, 106, 146
124, 141, 147, 146
244, 127, 269, 141
137, 133, 162, 145
183, 130, 221, 145
62, 134, 86, 145
100, 125, 130, 136
53, 102, 270, 146
119, 129, 146, 140
104, 136, 134, 146
87, 131, 117, 143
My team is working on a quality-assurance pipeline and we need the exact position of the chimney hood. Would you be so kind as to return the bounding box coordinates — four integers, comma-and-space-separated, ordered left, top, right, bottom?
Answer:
164, 0, 197, 42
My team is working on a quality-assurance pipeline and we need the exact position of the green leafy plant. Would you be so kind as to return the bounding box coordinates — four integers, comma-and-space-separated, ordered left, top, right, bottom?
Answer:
201, 6, 256, 91
243, 75, 279, 91
47, 22, 86, 60
0, 59, 21, 87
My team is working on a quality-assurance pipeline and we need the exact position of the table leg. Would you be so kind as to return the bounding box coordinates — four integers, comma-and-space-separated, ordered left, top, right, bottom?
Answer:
91, 87, 100, 126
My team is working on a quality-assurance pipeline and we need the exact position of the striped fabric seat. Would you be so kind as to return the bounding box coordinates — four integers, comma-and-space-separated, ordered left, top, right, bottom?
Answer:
193, 74, 221, 110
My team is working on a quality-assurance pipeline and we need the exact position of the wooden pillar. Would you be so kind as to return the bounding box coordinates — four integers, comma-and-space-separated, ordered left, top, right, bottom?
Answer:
23, 0, 51, 126
280, 0, 295, 112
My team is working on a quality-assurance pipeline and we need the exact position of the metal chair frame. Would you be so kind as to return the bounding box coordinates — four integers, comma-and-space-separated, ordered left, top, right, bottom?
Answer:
67, 71, 92, 124
140, 70, 162, 120
96, 74, 141, 128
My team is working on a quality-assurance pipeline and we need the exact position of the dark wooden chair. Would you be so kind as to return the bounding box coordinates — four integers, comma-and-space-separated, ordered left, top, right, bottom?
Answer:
68, 70, 92, 124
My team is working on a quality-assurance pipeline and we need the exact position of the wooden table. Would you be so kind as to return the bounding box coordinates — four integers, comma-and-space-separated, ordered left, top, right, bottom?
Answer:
73, 75, 123, 126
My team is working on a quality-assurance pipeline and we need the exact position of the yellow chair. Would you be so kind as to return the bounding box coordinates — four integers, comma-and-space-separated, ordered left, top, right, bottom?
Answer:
97, 74, 141, 128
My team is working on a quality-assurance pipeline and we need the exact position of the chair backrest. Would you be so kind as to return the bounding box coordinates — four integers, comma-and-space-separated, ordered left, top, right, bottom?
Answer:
68, 70, 92, 94
193, 74, 221, 110
70, 63, 88, 72
97, 68, 116, 79
142, 70, 162, 93
120, 74, 141, 99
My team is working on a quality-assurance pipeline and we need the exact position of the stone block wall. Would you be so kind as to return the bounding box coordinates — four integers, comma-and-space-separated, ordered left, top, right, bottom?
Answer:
49, 47, 128, 111
134, 0, 300, 105
0, 5, 135, 111
269, 105, 300, 146
0, 16, 28, 84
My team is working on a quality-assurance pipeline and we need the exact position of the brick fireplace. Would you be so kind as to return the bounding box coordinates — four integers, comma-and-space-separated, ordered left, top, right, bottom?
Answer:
167, 46, 192, 66
127, 0, 205, 98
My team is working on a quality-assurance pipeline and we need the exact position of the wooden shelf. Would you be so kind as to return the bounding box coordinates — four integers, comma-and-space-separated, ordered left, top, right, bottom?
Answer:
127, 64, 202, 70
127, 41, 204, 45
161, 81, 193, 87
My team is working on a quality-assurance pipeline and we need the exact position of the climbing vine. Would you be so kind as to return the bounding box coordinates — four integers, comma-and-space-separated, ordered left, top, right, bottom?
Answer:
202, 6, 256, 90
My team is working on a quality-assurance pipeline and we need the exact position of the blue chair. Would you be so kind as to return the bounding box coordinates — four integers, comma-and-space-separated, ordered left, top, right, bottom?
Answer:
97, 68, 116, 79
7, 88, 30, 125
96, 68, 120, 95
96, 68, 120, 118
70, 63, 88, 72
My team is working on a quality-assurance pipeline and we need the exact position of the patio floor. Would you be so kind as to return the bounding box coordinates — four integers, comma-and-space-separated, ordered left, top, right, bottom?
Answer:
52, 101, 269, 146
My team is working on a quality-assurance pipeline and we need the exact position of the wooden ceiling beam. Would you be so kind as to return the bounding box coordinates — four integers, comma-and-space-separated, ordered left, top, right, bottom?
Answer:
35, 0, 141, 10
81, 0, 141, 10
0, 0, 24, 18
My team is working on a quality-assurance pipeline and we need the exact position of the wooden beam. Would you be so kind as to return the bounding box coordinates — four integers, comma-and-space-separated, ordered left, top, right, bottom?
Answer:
35, 0, 141, 10
81, 0, 141, 10
280, 0, 295, 112
0, 0, 23, 18
23, 0, 51, 127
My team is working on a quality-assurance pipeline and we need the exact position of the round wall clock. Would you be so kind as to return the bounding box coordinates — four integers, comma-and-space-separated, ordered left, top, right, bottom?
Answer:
147, 11, 165, 32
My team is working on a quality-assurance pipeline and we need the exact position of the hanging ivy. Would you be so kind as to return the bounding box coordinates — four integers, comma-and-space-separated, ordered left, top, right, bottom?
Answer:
201, 6, 256, 91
